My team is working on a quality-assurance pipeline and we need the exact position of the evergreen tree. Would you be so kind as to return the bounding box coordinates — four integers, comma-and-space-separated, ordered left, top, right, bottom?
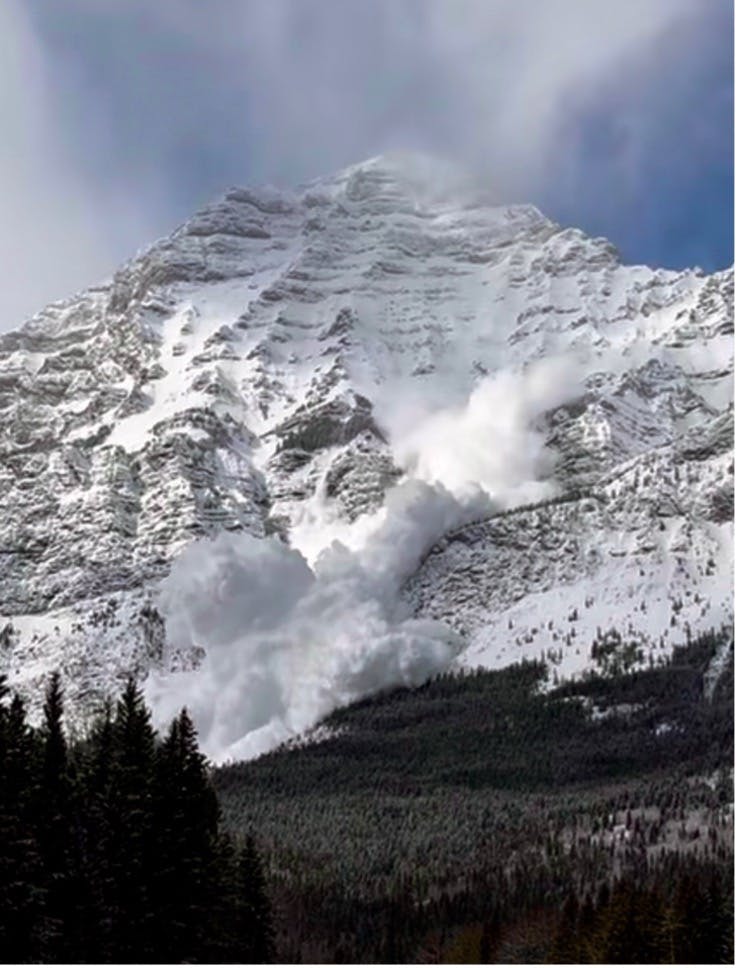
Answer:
153, 707, 221, 962
88, 699, 115, 796
550, 890, 579, 963
35, 672, 76, 962
479, 909, 501, 963
107, 677, 158, 961
0, 675, 278, 964
0, 689, 44, 961
659, 892, 688, 964
234, 834, 276, 963
71, 700, 119, 962
40, 674, 67, 794
595, 884, 662, 963
673, 870, 731, 964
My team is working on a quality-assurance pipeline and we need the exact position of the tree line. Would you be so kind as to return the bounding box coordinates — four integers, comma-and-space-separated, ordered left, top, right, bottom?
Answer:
0, 673, 274, 964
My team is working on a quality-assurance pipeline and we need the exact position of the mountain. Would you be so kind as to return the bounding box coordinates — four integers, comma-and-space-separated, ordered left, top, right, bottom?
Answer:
0, 153, 732, 738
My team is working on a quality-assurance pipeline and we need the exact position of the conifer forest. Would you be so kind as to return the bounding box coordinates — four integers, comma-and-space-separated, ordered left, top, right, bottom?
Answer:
0, 627, 733, 963
0, 675, 274, 964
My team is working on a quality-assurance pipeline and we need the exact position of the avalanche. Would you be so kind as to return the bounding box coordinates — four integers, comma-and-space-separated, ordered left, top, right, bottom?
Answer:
0, 154, 732, 753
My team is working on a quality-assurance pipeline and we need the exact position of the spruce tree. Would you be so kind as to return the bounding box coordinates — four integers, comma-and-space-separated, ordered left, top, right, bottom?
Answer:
235, 834, 276, 963
0, 689, 44, 961
75, 701, 118, 961
0, 675, 278, 963
153, 707, 220, 962
549, 890, 579, 963
107, 677, 158, 961
33, 672, 78, 961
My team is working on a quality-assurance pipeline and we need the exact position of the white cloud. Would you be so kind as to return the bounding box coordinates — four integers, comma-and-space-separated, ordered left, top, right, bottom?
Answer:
0, 2, 163, 329
420, 0, 700, 191
389, 357, 581, 502
126, 0, 702, 197
146, 361, 581, 762
0, 0, 722, 329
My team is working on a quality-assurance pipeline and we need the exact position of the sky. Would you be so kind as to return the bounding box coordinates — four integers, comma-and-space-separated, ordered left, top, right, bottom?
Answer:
0, 0, 733, 330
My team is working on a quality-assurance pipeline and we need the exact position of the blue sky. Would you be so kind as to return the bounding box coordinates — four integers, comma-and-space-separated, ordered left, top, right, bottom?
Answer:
0, 0, 732, 328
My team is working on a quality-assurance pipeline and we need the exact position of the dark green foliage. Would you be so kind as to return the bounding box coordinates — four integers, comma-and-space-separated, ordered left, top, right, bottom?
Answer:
152, 708, 221, 962
548, 861, 734, 964
0, 686, 44, 962
215, 627, 734, 962
0, 627, 732, 963
0, 675, 274, 964
106, 679, 158, 961
36, 672, 76, 961
219, 629, 732, 808
234, 836, 276, 964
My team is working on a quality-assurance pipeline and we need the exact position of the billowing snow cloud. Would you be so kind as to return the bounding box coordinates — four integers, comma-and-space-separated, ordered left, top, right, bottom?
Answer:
390, 357, 579, 502
147, 484, 474, 762
147, 362, 580, 762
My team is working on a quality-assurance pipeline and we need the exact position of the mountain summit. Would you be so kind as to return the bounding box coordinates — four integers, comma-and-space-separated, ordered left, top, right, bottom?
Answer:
0, 155, 732, 742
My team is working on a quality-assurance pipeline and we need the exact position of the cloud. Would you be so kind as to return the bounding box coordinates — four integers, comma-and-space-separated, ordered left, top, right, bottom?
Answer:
146, 489, 473, 763
146, 361, 581, 762
2, 0, 728, 330
0, 2, 165, 330
387, 357, 581, 503
77, 0, 704, 198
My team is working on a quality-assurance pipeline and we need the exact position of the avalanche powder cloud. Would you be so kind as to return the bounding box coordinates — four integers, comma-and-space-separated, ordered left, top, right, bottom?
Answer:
146, 360, 581, 762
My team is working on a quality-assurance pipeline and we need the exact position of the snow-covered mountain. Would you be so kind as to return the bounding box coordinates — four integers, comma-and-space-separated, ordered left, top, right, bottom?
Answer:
0, 154, 732, 743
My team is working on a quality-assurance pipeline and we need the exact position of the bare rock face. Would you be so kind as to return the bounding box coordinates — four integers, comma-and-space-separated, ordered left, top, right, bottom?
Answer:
0, 153, 733, 712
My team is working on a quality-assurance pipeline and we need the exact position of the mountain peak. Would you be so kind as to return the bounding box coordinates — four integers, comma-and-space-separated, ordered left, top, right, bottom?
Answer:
299, 151, 542, 220
0, 149, 732, 756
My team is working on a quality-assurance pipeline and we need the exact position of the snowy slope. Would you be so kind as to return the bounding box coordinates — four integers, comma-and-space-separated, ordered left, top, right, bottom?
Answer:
0, 153, 732, 736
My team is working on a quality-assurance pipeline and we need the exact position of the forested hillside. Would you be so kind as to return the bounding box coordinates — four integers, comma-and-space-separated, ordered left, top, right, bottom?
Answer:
215, 626, 734, 963
1, 626, 732, 963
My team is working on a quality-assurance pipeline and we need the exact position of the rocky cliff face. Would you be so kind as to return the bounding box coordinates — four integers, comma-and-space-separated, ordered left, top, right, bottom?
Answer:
0, 154, 732, 713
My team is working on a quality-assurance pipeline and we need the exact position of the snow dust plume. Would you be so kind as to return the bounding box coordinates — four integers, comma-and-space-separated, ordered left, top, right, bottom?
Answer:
147, 361, 581, 762
388, 356, 579, 504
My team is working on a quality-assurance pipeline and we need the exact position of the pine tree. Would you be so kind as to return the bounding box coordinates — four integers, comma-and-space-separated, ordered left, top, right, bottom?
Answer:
107, 677, 158, 961
88, 699, 114, 796
0, 674, 279, 964
235, 834, 276, 963
659, 894, 687, 963
33, 671, 86, 962
0, 689, 44, 961
479, 908, 501, 963
576, 891, 597, 962
672, 870, 731, 964
598, 883, 661, 964
550, 890, 579, 962
75, 701, 118, 961
152, 707, 221, 962
41, 673, 67, 795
